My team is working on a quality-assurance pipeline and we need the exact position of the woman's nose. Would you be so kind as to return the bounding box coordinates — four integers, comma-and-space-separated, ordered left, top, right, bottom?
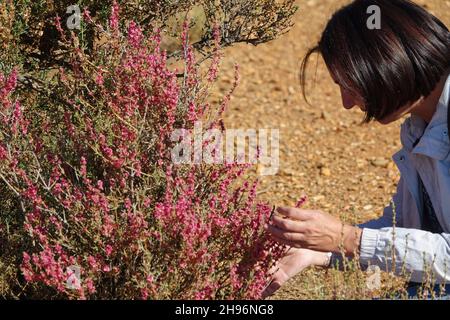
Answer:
340, 88, 356, 110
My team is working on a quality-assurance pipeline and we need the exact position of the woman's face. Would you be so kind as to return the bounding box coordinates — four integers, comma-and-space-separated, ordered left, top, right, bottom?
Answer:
329, 71, 365, 111
331, 74, 415, 125
338, 85, 365, 112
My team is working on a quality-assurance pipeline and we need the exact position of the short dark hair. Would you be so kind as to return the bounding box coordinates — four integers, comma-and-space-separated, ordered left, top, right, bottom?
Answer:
300, 0, 450, 122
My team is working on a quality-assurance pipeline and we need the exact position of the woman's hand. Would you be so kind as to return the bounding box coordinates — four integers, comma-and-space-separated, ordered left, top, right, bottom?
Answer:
265, 207, 362, 255
262, 248, 330, 299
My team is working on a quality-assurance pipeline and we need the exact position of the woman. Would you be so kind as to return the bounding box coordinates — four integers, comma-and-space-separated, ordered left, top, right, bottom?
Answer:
264, 0, 450, 299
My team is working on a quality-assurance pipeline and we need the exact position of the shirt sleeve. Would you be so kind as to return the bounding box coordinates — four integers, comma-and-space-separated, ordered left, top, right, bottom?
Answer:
356, 179, 450, 283
359, 228, 450, 283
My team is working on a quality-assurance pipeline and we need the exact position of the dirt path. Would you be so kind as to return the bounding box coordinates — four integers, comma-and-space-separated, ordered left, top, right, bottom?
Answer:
212, 0, 450, 299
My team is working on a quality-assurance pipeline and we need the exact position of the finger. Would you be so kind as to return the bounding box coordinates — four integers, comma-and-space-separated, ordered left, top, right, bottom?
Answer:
270, 234, 304, 248
283, 245, 293, 255
271, 215, 307, 233
261, 280, 281, 299
262, 269, 290, 299
266, 246, 292, 277
276, 207, 313, 221
267, 265, 280, 277
267, 224, 305, 243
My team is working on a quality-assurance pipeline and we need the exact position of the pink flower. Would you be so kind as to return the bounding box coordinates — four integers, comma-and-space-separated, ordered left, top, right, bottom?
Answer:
83, 9, 94, 24
295, 195, 308, 208
127, 21, 143, 47
85, 278, 96, 294
54, 16, 64, 36
0, 69, 16, 97
109, 1, 119, 32
0, 144, 7, 160
105, 245, 113, 257
22, 252, 31, 264
95, 73, 104, 86
80, 156, 87, 177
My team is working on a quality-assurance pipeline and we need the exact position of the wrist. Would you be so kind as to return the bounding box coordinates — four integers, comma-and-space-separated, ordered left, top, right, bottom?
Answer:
311, 251, 332, 267
342, 225, 363, 256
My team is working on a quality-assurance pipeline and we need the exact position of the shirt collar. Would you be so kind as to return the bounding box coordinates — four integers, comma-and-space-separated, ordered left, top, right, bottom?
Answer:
401, 73, 450, 161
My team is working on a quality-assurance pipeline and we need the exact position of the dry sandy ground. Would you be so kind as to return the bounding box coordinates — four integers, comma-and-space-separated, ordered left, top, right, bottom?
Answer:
211, 0, 450, 299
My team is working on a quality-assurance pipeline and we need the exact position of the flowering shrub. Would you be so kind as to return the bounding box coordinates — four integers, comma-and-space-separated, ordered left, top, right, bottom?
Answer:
1, 0, 296, 81
0, 3, 285, 299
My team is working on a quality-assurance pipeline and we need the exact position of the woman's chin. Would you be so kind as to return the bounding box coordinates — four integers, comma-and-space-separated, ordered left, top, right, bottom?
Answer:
377, 116, 395, 125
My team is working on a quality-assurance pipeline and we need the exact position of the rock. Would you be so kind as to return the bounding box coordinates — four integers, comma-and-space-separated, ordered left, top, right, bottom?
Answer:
363, 205, 373, 211
312, 195, 325, 202
366, 265, 381, 290
339, 121, 349, 128
320, 167, 331, 176
356, 158, 367, 168
288, 86, 296, 94
279, 168, 298, 177
316, 162, 325, 169
273, 85, 283, 92
321, 110, 330, 120
221, 75, 232, 84
371, 157, 389, 168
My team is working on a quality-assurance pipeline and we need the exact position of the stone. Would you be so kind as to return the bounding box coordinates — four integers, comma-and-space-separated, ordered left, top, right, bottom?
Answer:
288, 86, 295, 94
320, 167, 331, 176
321, 110, 330, 120
356, 158, 367, 168
371, 157, 389, 168
312, 195, 325, 202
